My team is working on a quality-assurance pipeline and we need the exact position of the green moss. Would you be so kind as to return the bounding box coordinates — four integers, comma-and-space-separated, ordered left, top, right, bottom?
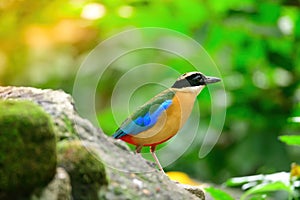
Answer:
0, 100, 57, 199
55, 114, 77, 141
57, 140, 108, 200
62, 115, 75, 136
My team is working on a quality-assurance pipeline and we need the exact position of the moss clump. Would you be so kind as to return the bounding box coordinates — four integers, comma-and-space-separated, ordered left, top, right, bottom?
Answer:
0, 100, 57, 199
55, 114, 77, 141
57, 140, 108, 200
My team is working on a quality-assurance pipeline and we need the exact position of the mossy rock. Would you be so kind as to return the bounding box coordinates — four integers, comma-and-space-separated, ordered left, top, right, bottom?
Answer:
0, 100, 57, 199
57, 140, 108, 200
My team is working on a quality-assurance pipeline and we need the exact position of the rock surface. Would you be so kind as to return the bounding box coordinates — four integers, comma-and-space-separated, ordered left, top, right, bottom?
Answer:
31, 168, 72, 200
181, 184, 206, 199
0, 86, 204, 200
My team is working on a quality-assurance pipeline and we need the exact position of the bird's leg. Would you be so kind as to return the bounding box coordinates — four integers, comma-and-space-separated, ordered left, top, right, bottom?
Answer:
150, 146, 165, 173
135, 145, 143, 159
135, 145, 143, 154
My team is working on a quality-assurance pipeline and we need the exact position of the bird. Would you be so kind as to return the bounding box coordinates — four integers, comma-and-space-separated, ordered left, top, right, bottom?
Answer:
112, 71, 221, 173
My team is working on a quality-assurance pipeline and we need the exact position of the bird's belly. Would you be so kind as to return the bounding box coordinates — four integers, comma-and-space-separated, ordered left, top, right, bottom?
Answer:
128, 92, 196, 146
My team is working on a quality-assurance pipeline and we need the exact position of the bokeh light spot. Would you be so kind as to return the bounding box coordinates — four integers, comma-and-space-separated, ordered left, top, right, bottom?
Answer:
81, 3, 106, 20
278, 16, 294, 35
118, 5, 134, 18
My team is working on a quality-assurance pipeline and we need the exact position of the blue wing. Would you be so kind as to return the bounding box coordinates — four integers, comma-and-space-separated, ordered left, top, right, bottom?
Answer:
113, 90, 175, 139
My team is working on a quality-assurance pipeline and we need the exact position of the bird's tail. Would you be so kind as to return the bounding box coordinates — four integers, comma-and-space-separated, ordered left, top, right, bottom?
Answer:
112, 128, 125, 139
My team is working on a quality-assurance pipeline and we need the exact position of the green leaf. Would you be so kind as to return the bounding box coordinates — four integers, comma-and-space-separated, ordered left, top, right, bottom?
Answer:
279, 135, 300, 146
240, 181, 293, 200
205, 187, 235, 200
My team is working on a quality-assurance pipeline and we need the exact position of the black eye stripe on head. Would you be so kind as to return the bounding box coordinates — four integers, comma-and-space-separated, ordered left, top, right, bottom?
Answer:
172, 73, 206, 88
189, 73, 203, 81
186, 73, 205, 83
187, 74, 205, 86
191, 75, 201, 81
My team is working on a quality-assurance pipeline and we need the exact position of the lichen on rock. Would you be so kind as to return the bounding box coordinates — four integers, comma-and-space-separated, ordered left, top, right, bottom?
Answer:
0, 100, 57, 199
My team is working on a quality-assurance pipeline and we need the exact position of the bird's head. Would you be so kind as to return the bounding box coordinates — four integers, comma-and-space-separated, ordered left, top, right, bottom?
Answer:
172, 72, 221, 89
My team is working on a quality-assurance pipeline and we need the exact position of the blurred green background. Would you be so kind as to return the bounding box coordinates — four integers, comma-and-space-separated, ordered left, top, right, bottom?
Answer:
1, 0, 300, 184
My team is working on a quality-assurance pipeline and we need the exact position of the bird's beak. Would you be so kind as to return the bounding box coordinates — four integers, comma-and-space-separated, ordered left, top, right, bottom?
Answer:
205, 76, 221, 84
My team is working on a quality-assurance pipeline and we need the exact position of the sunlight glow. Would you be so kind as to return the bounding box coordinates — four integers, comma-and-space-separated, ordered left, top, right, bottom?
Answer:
81, 3, 106, 20
291, 117, 300, 123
